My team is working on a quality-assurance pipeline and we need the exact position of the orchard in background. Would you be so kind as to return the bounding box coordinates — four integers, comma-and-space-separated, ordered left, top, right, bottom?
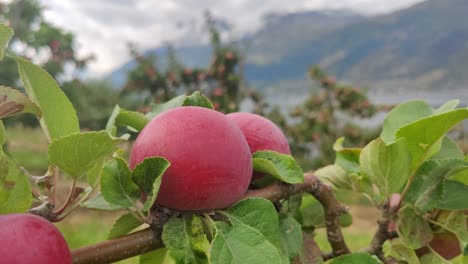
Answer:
1, 20, 468, 264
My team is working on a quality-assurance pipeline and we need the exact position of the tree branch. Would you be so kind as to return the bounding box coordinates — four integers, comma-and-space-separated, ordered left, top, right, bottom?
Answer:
359, 201, 398, 263
72, 228, 161, 264
72, 173, 348, 263
306, 175, 350, 257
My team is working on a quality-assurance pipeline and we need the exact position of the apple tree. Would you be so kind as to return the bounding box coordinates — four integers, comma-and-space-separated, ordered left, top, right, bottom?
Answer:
1, 22, 468, 264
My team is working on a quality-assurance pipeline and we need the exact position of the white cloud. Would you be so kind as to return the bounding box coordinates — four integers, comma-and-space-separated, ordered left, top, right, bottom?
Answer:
38, 0, 425, 77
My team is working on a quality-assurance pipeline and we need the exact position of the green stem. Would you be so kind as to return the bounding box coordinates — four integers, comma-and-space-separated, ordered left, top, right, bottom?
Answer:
399, 168, 419, 202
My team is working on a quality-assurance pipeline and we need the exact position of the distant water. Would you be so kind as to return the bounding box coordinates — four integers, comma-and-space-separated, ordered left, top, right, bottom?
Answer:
256, 89, 467, 113
368, 89, 468, 108
239, 88, 468, 130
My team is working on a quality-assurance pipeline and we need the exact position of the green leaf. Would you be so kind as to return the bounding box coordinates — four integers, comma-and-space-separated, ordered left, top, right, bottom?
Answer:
419, 248, 452, 264
437, 180, 468, 210
431, 210, 468, 244
0, 23, 13, 60
139, 248, 175, 264
330, 253, 381, 264
396, 108, 468, 170
132, 157, 170, 195
315, 164, 353, 190
145, 176, 163, 212
252, 150, 304, 184
0, 151, 32, 214
317, 165, 378, 201
389, 242, 420, 264
360, 138, 412, 200
434, 99, 459, 115
380, 100, 433, 144
405, 159, 467, 211
81, 194, 127, 211
211, 198, 288, 264
279, 214, 302, 260
147, 94, 186, 119
106, 105, 149, 135
300, 193, 352, 228
396, 205, 433, 249
147, 91, 213, 119
132, 157, 169, 211
431, 136, 464, 160
0, 121, 5, 146
48, 131, 121, 179
446, 165, 468, 184
0, 86, 42, 119
162, 216, 209, 264
87, 161, 104, 188
282, 192, 302, 217
100, 157, 140, 208
333, 137, 361, 173
108, 212, 143, 239
227, 198, 283, 248
210, 221, 284, 264
182, 91, 214, 109
14, 56, 79, 140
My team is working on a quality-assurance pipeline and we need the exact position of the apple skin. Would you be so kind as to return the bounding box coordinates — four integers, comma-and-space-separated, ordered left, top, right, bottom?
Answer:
0, 213, 72, 264
130, 106, 252, 211
416, 231, 461, 260
226, 112, 291, 155
429, 231, 461, 260
226, 112, 291, 180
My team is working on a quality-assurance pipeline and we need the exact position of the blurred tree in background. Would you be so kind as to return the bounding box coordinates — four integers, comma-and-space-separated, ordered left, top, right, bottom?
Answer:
121, 11, 265, 114
0, 0, 93, 85
0, 0, 121, 130
62, 79, 119, 130
277, 66, 379, 169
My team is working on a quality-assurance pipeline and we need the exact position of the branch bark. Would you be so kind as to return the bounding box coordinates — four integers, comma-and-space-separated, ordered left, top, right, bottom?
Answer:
359, 202, 398, 263
72, 173, 348, 263
72, 228, 162, 264
307, 175, 350, 257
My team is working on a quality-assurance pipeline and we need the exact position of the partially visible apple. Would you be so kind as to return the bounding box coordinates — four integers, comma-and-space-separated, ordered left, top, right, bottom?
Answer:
416, 230, 461, 260
130, 106, 252, 211
226, 112, 291, 180
226, 112, 291, 155
430, 231, 461, 259
0, 213, 72, 264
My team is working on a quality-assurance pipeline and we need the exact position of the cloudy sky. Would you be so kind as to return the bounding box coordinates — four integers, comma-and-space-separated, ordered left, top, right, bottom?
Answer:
38, 0, 425, 77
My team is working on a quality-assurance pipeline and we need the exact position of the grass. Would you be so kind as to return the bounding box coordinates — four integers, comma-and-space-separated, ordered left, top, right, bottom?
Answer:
55, 210, 141, 264
4, 125, 49, 173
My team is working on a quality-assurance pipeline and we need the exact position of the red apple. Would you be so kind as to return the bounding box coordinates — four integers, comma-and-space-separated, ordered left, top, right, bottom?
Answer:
429, 231, 461, 260
130, 106, 252, 211
226, 112, 291, 180
0, 214, 72, 264
226, 112, 290, 155
416, 231, 461, 260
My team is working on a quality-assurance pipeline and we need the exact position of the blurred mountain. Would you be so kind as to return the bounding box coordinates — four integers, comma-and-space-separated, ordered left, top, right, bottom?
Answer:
108, 0, 468, 96
242, 10, 363, 65
107, 9, 363, 87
